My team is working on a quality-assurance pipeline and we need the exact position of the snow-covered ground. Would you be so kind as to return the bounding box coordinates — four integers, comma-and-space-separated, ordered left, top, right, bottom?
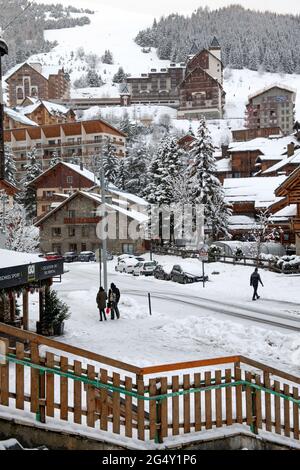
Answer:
26, 255, 300, 375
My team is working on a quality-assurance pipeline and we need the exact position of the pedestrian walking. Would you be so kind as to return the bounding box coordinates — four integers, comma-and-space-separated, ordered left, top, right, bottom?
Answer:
250, 267, 264, 301
96, 286, 107, 321
109, 283, 120, 320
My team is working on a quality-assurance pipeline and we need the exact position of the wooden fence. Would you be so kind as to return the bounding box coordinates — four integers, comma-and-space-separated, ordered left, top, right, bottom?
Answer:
0, 323, 300, 444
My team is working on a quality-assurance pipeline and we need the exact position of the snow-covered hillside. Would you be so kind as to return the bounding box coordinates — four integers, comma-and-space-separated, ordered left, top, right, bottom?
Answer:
7, 2, 300, 121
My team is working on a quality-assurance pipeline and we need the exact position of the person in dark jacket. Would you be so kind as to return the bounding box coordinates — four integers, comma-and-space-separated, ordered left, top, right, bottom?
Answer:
109, 283, 120, 320
96, 286, 107, 321
250, 268, 264, 301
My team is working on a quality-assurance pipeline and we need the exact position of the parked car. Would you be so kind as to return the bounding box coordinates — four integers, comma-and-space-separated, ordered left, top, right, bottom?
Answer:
124, 259, 140, 274
153, 265, 171, 281
115, 258, 139, 273
78, 251, 96, 262
170, 265, 208, 284
44, 252, 63, 261
117, 254, 135, 262
63, 252, 78, 263
133, 261, 157, 276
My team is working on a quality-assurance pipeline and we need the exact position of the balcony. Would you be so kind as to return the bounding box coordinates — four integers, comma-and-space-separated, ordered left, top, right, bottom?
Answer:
64, 217, 100, 224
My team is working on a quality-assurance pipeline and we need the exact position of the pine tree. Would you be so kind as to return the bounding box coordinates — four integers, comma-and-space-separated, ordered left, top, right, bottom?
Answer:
115, 158, 128, 191
189, 119, 231, 240
145, 135, 183, 205
21, 148, 42, 221
5, 203, 39, 252
102, 140, 120, 186
101, 49, 113, 64
123, 144, 149, 196
49, 151, 62, 167
86, 68, 103, 87
4, 145, 17, 186
113, 66, 127, 83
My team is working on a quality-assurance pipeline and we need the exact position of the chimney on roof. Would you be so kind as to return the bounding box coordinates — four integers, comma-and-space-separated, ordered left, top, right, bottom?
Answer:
287, 142, 295, 157
80, 161, 84, 171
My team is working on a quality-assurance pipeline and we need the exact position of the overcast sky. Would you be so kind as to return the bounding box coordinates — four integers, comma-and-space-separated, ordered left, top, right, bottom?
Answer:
35, 0, 300, 16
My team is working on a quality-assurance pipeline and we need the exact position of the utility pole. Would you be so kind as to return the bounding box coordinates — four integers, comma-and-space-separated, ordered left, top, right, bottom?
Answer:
0, 31, 8, 181
100, 137, 108, 292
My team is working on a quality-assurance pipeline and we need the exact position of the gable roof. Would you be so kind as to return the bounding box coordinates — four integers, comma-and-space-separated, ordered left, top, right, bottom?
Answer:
4, 107, 38, 127
0, 179, 19, 194
228, 136, 299, 155
275, 165, 300, 197
210, 36, 221, 48
5, 62, 62, 82
35, 190, 148, 226
29, 162, 100, 188
248, 83, 297, 101
262, 149, 300, 175
180, 65, 223, 89
20, 99, 72, 117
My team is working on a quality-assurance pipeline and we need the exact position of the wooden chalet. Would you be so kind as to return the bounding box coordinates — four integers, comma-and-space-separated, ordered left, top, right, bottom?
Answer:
273, 166, 300, 254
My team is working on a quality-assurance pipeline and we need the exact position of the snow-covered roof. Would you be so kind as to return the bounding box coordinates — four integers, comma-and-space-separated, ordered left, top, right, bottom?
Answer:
271, 204, 297, 219
106, 203, 148, 224
0, 249, 42, 269
262, 149, 300, 174
4, 107, 38, 127
108, 188, 148, 206
248, 83, 297, 101
229, 215, 256, 225
71, 84, 121, 99
4, 62, 62, 82
63, 163, 100, 185
228, 136, 298, 155
216, 158, 231, 172
20, 99, 71, 117
223, 175, 286, 207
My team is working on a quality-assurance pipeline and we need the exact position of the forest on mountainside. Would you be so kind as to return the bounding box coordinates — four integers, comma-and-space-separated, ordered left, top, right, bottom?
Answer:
0, 0, 93, 73
135, 5, 300, 74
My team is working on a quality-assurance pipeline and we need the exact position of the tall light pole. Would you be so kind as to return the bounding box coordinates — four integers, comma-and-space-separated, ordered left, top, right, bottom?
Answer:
99, 137, 108, 292
0, 31, 8, 181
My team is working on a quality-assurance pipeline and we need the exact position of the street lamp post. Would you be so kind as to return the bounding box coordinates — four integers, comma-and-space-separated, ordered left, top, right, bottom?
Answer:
99, 137, 108, 292
0, 31, 8, 181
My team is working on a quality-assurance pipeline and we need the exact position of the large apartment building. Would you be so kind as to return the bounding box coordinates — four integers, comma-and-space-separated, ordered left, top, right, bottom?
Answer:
4, 120, 126, 177
245, 84, 296, 135
126, 37, 225, 119
5, 62, 70, 107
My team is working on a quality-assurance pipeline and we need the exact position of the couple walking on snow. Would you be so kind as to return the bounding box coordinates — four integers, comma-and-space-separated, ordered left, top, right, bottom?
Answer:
96, 283, 120, 321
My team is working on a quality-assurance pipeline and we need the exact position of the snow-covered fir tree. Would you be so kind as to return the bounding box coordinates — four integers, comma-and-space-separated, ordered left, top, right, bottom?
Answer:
189, 119, 231, 240
145, 135, 183, 205
113, 66, 127, 83
49, 151, 62, 167
5, 203, 39, 252
114, 158, 128, 191
20, 148, 42, 221
123, 144, 149, 196
4, 145, 17, 186
101, 49, 113, 64
102, 140, 120, 186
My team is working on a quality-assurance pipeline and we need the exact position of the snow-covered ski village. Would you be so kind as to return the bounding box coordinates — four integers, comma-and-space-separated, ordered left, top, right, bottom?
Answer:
0, 0, 300, 459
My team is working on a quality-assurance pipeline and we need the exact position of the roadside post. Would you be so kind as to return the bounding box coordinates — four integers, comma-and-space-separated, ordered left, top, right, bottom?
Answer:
148, 293, 152, 316
199, 246, 209, 288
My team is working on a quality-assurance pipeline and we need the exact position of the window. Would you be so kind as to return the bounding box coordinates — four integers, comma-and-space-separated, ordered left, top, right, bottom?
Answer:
68, 210, 75, 218
81, 243, 87, 252
82, 226, 89, 237
68, 227, 76, 237
122, 243, 134, 254
69, 244, 77, 252
94, 136, 102, 142
16, 87, 24, 100
67, 176, 73, 184
31, 86, 38, 97
52, 227, 61, 237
